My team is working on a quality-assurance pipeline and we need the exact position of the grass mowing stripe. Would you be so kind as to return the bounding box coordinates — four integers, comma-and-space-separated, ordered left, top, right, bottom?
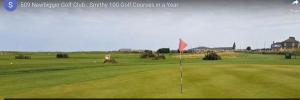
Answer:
1, 52, 300, 98
0, 64, 170, 96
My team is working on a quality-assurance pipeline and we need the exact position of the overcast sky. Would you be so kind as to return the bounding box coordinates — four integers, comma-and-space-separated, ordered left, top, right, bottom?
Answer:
1, 0, 300, 51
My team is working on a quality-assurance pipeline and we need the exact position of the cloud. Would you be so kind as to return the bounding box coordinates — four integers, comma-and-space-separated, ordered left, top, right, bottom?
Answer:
0, 0, 300, 51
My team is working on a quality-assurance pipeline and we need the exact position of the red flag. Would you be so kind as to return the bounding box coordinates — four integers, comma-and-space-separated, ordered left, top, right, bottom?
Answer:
178, 38, 187, 52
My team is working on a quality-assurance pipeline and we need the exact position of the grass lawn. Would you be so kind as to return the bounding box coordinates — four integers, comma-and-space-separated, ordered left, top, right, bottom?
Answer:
0, 52, 300, 98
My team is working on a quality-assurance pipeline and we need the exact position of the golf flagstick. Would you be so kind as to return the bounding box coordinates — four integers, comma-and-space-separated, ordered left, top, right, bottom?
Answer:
180, 51, 183, 94
178, 38, 187, 94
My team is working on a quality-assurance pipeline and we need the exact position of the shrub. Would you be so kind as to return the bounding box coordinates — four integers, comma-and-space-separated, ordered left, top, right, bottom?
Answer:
294, 50, 300, 55
103, 58, 118, 64
170, 50, 179, 53
285, 53, 292, 59
153, 54, 166, 60
140, 50, 166, 60
203, 51, 221, 60
157, 48, 170, 53
15, 55, 31, 59
56, 53, 69, 58
249, 51, 286, 55
140, 50, 155, 58
103, 54, 118, 64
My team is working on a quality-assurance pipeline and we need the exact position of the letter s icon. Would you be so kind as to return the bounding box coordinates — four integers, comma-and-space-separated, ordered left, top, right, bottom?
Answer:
4, 0, 17, 12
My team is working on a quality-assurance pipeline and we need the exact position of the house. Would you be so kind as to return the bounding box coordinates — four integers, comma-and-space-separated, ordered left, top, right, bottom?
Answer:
271, 36, 300, 51
189, 46, 210, 53
118, 48, 132, 52
189, 42, 236, 53
212, 47, 234, 51
118, 48, 145, 53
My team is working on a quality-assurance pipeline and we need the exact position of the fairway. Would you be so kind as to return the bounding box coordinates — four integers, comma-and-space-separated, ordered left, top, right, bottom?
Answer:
1, 52, 300, 98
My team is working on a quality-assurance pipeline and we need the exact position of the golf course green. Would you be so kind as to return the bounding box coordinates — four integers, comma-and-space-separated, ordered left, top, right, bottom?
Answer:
0, 52, 300, 98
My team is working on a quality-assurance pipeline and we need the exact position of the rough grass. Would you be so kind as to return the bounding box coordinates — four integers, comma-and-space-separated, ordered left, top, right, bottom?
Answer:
0, 52, 300, 98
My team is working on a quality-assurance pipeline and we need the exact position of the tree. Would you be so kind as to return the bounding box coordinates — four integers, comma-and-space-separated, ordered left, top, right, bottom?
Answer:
246, 46, 252, 51
232, 42, 236, 50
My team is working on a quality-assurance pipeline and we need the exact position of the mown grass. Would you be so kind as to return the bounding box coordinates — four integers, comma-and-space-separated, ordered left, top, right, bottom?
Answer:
0, 52, 300, 98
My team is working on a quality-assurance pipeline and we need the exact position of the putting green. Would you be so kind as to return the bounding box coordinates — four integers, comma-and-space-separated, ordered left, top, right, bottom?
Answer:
0, 52, 300, 98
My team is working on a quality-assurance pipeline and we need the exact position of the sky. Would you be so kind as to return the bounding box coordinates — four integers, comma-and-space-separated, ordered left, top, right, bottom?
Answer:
1, 0, 300, 51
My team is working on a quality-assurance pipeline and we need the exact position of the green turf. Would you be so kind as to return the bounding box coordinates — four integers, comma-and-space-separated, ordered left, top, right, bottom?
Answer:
0, 52, 300, 98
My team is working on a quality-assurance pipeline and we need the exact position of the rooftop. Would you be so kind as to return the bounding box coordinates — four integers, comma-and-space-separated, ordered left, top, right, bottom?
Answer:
282, 37, 299, 43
